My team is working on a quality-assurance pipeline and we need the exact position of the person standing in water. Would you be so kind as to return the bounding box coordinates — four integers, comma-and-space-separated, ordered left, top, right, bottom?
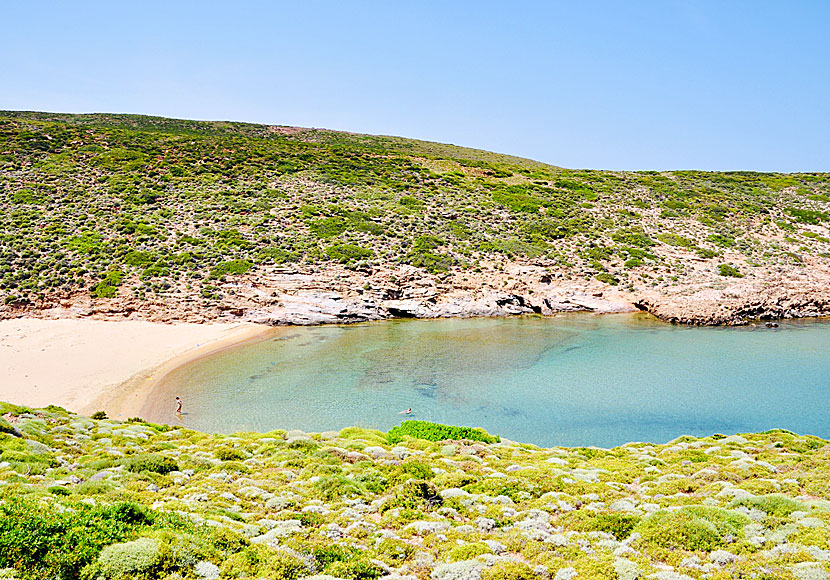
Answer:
175, 397, 182, 414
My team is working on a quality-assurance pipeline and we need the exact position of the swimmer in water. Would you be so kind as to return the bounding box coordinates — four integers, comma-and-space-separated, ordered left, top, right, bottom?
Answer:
175, 397, 182, 414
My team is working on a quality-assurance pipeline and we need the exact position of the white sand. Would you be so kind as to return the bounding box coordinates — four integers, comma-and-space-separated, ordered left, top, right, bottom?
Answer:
0, 319, 269, 415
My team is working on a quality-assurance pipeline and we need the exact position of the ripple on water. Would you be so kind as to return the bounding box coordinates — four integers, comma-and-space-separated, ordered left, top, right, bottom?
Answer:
145, 314, 830, 447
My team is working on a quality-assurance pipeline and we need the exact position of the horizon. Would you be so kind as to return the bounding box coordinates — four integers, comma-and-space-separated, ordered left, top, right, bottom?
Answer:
2, 1, 828, 173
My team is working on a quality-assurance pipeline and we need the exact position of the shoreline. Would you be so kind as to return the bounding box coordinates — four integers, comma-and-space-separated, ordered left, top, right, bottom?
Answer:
91, 323, 275, 420
4, 308, 830, 421
0, 319, 271, 417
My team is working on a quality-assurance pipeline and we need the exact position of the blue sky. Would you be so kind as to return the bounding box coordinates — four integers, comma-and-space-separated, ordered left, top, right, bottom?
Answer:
1, 1, 827, 172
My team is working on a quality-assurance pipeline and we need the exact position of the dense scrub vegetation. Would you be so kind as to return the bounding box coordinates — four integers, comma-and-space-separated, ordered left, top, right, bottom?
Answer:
1, 111, 829, 310
387, 421, 499, 444
1, 403, 830, 579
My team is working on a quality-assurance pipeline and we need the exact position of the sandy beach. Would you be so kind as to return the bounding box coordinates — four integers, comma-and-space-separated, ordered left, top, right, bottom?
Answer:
0, 319, 270, 416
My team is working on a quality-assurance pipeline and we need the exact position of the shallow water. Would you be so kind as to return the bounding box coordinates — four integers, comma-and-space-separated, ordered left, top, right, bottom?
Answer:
143, 314, 830, 447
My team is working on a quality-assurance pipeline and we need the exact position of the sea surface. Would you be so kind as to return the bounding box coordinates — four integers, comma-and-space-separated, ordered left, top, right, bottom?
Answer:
143, 314, 830, 448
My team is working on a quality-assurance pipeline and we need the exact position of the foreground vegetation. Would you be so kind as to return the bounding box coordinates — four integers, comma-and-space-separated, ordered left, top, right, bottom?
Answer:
1, 111, 829, 314
2, 403, 830, 579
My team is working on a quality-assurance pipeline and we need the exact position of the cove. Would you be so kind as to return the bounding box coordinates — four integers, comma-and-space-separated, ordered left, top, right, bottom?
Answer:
142, 314, 830, 448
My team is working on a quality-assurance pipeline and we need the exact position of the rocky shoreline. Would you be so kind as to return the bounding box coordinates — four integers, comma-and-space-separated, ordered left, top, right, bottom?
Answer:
4, 259, 830, 327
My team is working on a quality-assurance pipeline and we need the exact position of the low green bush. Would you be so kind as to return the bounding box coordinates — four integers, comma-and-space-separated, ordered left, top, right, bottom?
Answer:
315, 475, 364, 500
214, 447, 246, 461
786, 207, 828, 224
448, 542, 491, 562
481, 561, 536, 580
84, 537, 160, 579
375, 538, 414, 565
0, 417, 20, 437
324, 243, 373, 264
91, 271, 124, 299
560, 511, 640, 540
325, 558, 383, 580
387, 420, 499, 444
387, 461, 435, 484
0, 499, 154, 579
311, 544, 360, 569
730, 494, 802, 517
657, 233, 696, 248
634, 506, 749, 552
594, 272, 619, 285
265, 551, 308, 580
383, 479, 443, 512
124, 454, 178, 475
209, 259, 252, 279
718, 263, 743, 277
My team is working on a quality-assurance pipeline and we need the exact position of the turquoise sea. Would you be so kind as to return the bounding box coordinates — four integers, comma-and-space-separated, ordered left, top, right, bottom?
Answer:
143, 314, 830, 448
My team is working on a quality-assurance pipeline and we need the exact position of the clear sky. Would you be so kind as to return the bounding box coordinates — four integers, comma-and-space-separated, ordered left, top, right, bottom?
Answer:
1, 1, 827, 172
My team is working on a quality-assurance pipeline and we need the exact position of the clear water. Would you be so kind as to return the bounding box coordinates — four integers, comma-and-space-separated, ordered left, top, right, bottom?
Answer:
143, 314, 830, 448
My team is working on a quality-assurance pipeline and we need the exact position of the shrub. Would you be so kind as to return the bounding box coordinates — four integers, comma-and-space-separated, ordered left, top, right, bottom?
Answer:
0, 417, 20, 437
209, 259, 252, 279
325, 558, 383, 580
405, 235, 454, 272
265, 551, 308, 580
384, 479, 443, 512
657, 233, 695, 248
219, 547, 266, 578
324, 243, 373, 264
87, 537, 160, 579
707, 233, 736, 247
208, 527, 250, 556
786, 207, 828, 224
718, 263, 743, 277
447, 542, 491, 562
594, 272, 619, 285
0, 500, 153, 579
492, 188, 542, 213
354, 470, 388, 493
375, 538, 414, 565
91, 411, 108, 420
124, 454, 178, 474
214, 447, 246, 461
218, 460, 249, 472
634, 506, 749, 552
91, 271, 124, 299
730, 494, 802, 518
309, 216, 348, 238
481, 561, 536, 580
561, 511, 640, 540
315, 475, 365, 500
387, 460, 435, 484
611, 228, 655, 247
387, 420, 499, 444
312, 544, 360, 569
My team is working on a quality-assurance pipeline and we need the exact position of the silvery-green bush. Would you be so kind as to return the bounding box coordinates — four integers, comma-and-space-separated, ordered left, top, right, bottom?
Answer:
91, 537, 160, 578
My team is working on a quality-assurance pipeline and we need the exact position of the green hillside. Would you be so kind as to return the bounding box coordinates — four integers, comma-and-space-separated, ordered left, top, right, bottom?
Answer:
1, 111, 829, 308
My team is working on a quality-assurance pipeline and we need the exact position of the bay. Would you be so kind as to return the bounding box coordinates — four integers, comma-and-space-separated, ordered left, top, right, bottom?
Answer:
143, 314, 830, 447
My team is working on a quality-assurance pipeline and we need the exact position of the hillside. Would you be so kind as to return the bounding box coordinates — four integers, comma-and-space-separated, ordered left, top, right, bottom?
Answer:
2, 404, 830, 579
2, 111, 830, 324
